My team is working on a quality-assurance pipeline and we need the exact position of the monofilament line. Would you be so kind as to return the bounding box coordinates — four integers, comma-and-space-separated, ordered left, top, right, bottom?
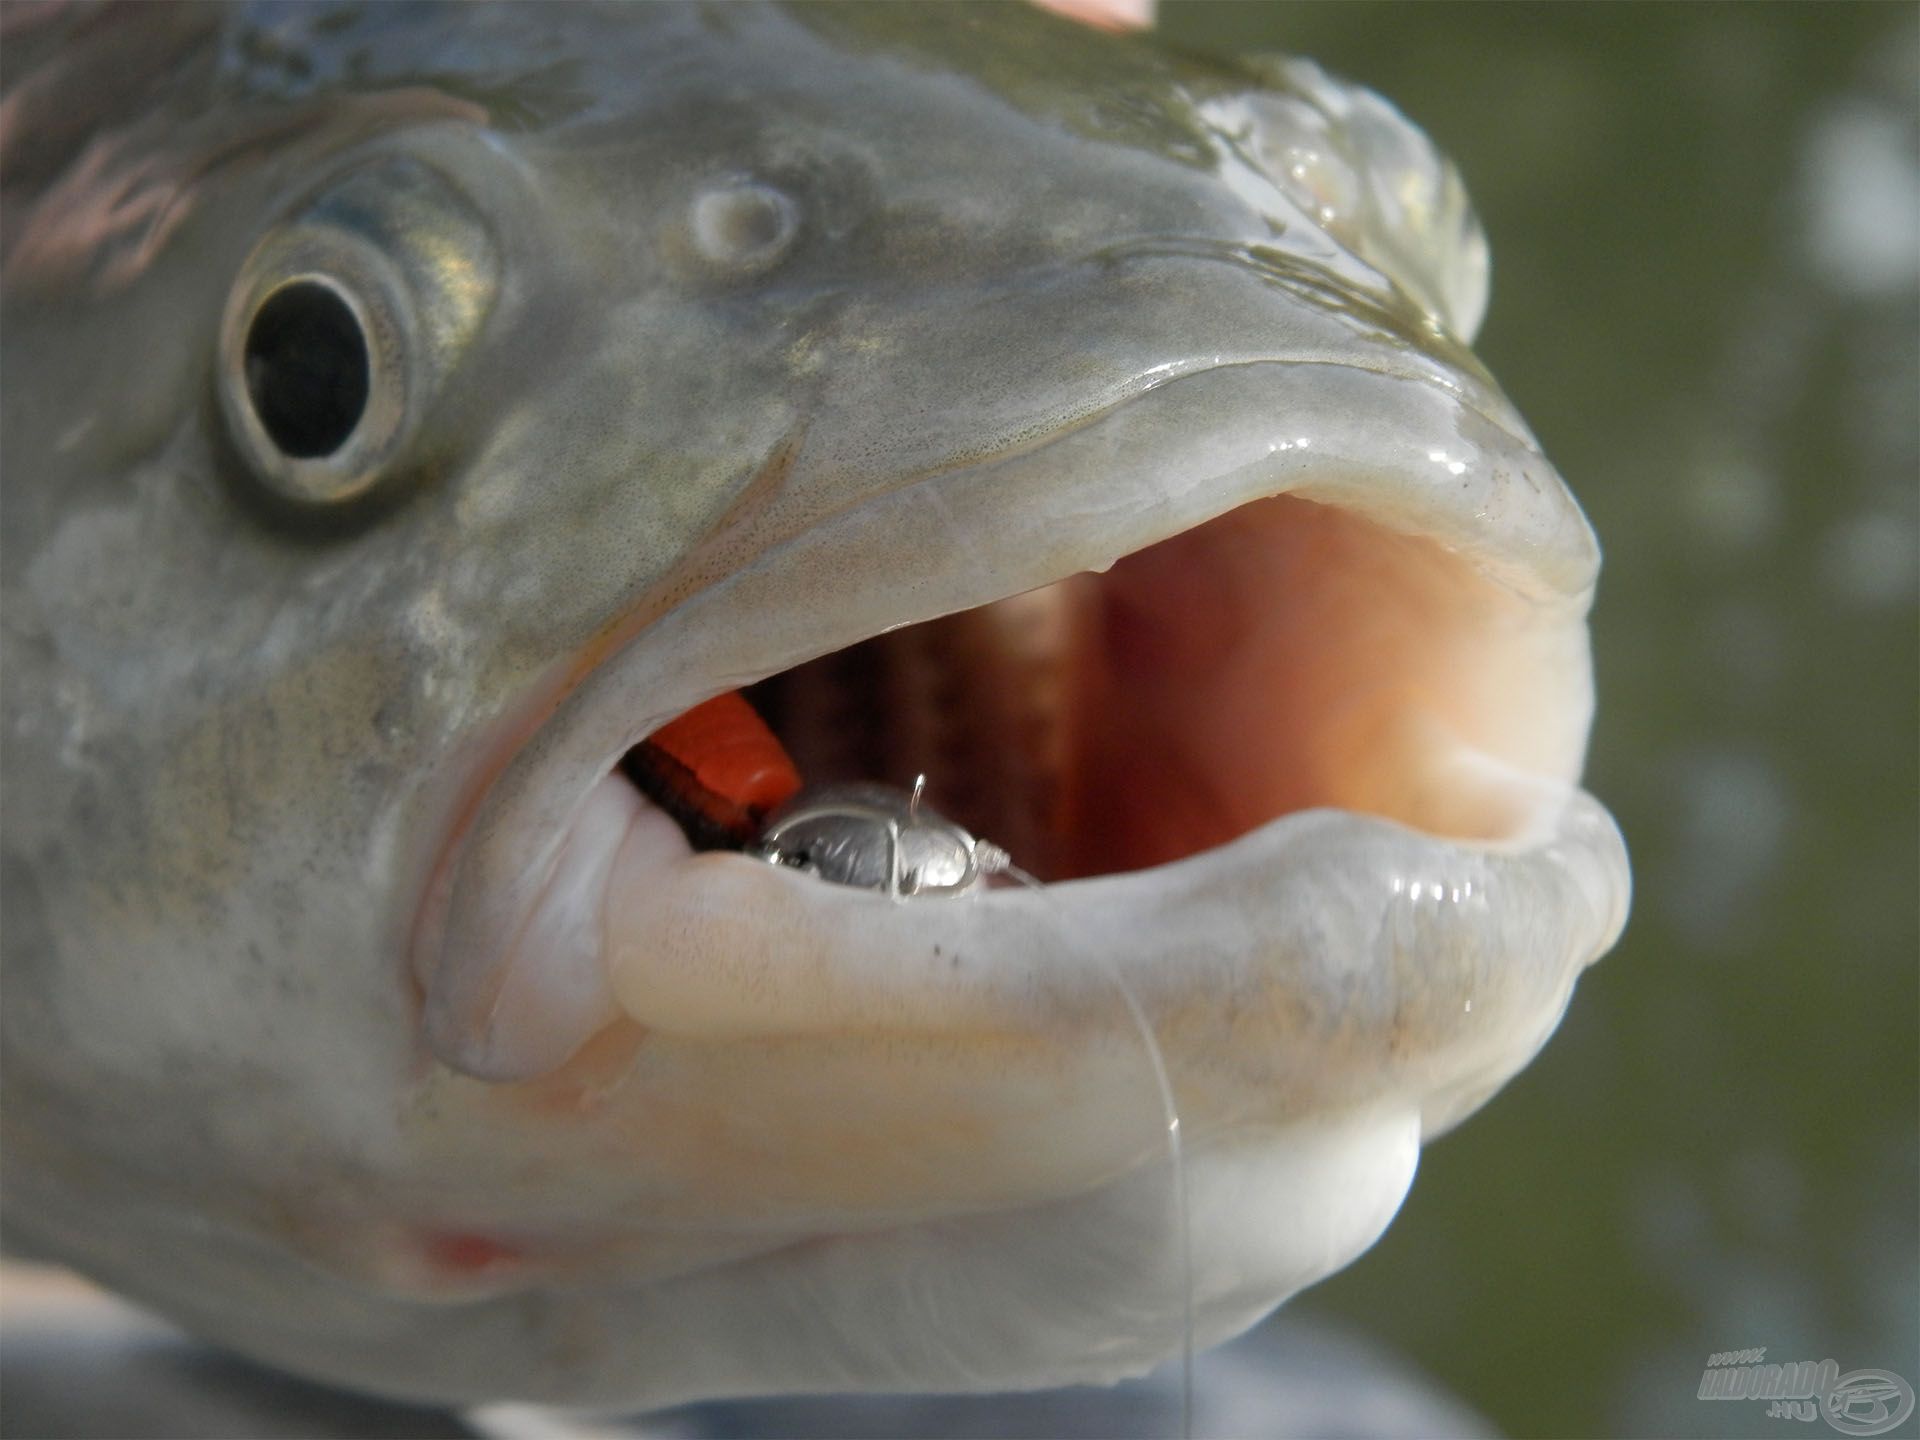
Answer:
1004, 864, 1193, 1440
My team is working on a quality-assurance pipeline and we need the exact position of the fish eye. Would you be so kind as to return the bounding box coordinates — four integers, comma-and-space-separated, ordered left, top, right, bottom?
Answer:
219, 247, 413, 508
216, 156, 500, 511
242, 278, 373, 461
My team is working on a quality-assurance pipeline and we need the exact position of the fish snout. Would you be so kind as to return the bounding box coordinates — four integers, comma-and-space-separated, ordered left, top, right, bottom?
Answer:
1196, 54, 1493, 342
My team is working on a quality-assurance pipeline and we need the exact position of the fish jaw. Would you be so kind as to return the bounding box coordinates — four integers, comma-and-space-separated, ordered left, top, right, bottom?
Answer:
368, 348, 1628, 1402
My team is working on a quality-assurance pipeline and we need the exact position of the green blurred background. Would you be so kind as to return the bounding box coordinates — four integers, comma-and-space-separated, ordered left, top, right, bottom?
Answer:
1156, 4, 1919, 1436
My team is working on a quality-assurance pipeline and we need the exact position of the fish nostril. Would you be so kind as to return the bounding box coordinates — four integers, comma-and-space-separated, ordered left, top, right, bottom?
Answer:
243, 278, 372, 459
689, 179, 798, 274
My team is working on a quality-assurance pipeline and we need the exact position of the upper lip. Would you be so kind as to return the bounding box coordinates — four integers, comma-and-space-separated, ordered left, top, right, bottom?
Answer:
414, 351, 1610, 1081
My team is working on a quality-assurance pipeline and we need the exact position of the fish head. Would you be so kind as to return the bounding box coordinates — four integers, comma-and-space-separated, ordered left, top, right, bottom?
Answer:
0, 0, 1628, 1408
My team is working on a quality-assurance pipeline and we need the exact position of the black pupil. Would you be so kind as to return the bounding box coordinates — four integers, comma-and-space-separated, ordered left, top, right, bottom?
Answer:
243, 281, 371, 459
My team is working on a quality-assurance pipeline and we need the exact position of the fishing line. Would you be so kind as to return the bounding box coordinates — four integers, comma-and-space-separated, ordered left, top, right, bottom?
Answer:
746, 775, 1194, 1435
1002, 863, 1194, 1440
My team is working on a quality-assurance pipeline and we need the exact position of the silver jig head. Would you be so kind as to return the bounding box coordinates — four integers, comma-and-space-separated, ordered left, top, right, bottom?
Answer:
752, 775, 1012, 898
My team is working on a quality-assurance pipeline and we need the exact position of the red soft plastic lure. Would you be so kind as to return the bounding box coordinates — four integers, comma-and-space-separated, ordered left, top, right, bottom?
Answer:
621, 690, 801, 849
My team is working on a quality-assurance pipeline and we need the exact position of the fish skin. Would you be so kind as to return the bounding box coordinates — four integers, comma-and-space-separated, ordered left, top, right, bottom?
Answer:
0, 0, 1627, 1408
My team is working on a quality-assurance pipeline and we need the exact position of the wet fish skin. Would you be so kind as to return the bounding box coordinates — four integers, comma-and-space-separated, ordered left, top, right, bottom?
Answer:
0, 0, 1624, 1408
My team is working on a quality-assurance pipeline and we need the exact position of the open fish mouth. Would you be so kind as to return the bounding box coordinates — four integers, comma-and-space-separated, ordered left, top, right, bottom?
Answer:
414, 355, 1627, 1123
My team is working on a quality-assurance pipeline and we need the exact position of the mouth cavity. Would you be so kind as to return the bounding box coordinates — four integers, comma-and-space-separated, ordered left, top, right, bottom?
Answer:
611, 491, 1588, 885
